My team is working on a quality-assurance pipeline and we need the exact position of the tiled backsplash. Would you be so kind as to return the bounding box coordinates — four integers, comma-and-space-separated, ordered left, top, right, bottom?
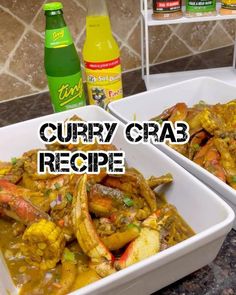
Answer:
0, 0, 235, 102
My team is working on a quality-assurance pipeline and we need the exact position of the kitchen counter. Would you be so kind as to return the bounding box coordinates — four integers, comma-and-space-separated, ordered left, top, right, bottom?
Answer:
0, 46, 235, 295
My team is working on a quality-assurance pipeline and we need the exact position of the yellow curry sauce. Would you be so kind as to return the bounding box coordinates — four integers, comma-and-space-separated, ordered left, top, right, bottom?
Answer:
0, 193, 194, 295
0, 116, 195, 295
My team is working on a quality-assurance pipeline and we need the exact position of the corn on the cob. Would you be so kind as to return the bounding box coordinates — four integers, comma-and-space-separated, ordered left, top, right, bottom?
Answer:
21, 219, 65, 270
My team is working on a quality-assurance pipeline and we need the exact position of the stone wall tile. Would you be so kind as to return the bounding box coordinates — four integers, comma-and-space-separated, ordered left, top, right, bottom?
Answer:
0, 73, 34, 101
9, 31, 46, 89
0, 0, 235, 102
0, 0, 44, 24
127, 20, 142, 56
221, 20, 236, 40
176, 22, 216, 52
149, 25, 172, 63
0, 8, 25, 66
107, 0, 140, 40
121, 46, 141, 71
201, 23, 233, 51
157, 34, 192, 63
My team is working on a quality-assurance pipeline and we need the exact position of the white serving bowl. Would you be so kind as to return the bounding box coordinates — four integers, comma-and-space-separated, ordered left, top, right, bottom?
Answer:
109, 77, 236, 229
0, 105, 234, 295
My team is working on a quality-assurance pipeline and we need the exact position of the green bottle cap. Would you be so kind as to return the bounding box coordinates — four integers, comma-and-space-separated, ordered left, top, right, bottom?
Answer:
43, 2, 63, 11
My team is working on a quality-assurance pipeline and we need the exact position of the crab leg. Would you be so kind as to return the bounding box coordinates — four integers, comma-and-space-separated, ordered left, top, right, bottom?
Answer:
214, 138, 236, 189
147, 173, 173, 189
0, 179, 50, 223
71, 174, 116, 277
0, 192, 49, 224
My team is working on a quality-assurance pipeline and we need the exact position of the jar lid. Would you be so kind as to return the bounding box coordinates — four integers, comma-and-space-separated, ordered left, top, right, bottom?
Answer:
43, 2, 63, 11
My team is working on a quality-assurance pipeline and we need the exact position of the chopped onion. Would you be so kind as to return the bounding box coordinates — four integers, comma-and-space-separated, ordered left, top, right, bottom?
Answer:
57, 194, 62, 202
45, 272, 53, 282
50, 200, 57, 208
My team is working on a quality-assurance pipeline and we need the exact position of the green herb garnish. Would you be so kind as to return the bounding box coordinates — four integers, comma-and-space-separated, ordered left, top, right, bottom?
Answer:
124, 197, 134, 207
11, 157, 17, 165
45, 189, 52, 197
63, 248, 76, 263
54, 182, 61, 190
86, 184, 91, 192
66, 192, 73, 203
127, 223, 140, 232
193, 143, 200, 151
232, 175, 236, 183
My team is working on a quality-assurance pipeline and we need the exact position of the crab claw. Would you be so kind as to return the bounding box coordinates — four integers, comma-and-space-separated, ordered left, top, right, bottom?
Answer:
115, 227, 160, 270
115, 210, 161, 270
71, 174, 116, 277
0, 192, 49, 224
103, 169, 157, 212
151, 103, 188, 123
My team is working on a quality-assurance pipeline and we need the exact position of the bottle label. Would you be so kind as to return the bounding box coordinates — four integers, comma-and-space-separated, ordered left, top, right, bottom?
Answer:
45, 27, 73, 48
186, 0, 216, 12
47, 71, 86, 112
84, 58, 123, 109
222, 0, 236, 9
153, 0, 181, 12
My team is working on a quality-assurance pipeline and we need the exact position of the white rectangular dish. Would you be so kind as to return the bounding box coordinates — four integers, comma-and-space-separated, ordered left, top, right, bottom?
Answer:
109, 77, 236, 229
0, 105, 234, 295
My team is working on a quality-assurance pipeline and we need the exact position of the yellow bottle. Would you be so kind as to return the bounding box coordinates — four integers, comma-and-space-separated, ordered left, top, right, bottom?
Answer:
83, 0, 123, 108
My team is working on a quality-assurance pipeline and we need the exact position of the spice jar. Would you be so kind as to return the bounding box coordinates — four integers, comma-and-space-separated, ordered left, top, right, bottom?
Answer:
220, 0, 236, 15
186, 0, 216, 17
152, 0, 183, 20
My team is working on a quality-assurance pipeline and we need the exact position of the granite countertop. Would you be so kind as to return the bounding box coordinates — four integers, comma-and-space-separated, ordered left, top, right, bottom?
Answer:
0, 47, 235, 295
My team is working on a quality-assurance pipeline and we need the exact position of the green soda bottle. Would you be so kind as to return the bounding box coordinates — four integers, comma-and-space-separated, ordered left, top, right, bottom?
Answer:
43, 2, 86, 112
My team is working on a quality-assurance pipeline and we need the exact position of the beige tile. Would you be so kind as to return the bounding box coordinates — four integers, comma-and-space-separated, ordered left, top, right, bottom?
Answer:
128, 21, 172, 63
169, 24, 179, 32
127, 21, 141, 56
9, 31, 46, 89
0, 73, 34, 101
221, 20, 236, 40
121, 46, 141, 71
76, 30, 86, 55
1, 0, 44, 24
75, 0, 87, 10
149, 25, 172, 63
0, 8, 25, 66
33, 0, 86, 41
32, 10, 45, 35
107, 0, 140, 40
201, 23, 233, 51
62, 0, 86, 40
176, 21, 216, 51
157, 34, 192, 63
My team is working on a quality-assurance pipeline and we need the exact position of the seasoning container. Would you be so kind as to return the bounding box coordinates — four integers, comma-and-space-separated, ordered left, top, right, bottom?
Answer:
186, 0, 216, 17
220, 0, 236, 14
83, 0, 123, 109
152, 0, 183, 20
43, 2, 86, 112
